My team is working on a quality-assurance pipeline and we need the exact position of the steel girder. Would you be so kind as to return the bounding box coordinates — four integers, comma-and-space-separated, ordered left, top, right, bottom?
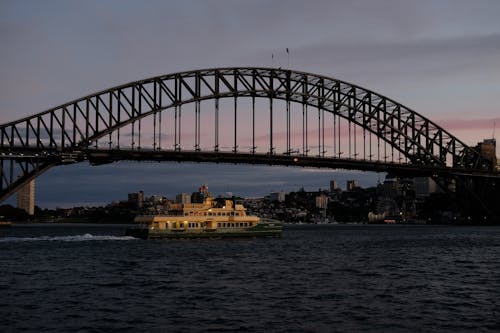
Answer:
0, 67, 494, 200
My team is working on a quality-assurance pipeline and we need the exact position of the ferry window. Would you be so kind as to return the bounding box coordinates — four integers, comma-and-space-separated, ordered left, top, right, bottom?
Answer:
217, 212, 221, 216
217, 223, 221, 227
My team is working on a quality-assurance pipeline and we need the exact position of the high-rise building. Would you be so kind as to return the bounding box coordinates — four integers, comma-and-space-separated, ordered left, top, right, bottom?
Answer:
329, 180, 338, 192
346, 180, 359, 191
128, 190, 144, 208
475, 138, 497, 168
17, 180, 35, 215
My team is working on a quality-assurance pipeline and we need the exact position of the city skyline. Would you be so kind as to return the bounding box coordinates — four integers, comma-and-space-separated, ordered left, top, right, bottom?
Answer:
1, 0, 499, 207
3, 162, 381, 208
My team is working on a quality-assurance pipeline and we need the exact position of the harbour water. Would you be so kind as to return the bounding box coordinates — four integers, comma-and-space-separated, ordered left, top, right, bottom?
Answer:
1, 224, 500, 332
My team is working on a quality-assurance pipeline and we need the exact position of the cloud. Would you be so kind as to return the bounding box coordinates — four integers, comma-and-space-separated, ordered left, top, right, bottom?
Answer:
435, 117, 500, 132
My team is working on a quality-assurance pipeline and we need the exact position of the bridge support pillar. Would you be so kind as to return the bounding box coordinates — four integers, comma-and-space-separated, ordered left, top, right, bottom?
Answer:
17, 179, 35, 215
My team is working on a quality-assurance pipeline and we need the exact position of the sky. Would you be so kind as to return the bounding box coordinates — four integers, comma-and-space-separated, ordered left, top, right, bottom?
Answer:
1, 0, 499, 208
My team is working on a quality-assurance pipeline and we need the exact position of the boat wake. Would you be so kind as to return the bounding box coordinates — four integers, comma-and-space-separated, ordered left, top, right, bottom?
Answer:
0, 233, 136, 243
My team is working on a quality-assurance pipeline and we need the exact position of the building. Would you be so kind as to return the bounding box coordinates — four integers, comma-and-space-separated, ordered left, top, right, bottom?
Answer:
149, 195, 164, 204
128, 191, 144, 208
191, 191, 203, 203
175, 193, 191, 204
315, 193, 329, 209
17, 180, 35, 215
475, 138, 497, 168
268, 191, 285, 202
346, 180, 359, 191
329, 180, 338, 193
382, 178, 399, 198
414, 177, 438, 198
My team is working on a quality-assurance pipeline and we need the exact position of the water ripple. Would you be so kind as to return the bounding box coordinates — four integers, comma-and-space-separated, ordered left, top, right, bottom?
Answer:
1, 224, 500, 332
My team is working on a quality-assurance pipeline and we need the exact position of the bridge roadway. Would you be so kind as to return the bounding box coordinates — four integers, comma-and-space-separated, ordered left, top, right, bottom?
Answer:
9, 148, 500, 180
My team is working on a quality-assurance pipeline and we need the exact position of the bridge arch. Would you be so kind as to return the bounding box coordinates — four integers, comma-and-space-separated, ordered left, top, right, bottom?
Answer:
0, 67, 492, 200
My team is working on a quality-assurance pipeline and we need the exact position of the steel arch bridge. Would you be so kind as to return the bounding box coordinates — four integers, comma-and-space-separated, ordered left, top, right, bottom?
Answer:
0, 67, 498, 214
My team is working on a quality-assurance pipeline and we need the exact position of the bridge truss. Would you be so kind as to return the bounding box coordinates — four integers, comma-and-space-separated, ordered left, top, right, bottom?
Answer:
0, 67, 497, 212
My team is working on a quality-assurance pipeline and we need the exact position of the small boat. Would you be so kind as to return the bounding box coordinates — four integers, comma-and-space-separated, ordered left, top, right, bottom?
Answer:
0, 221, 12, 227
126, 186, 282, 240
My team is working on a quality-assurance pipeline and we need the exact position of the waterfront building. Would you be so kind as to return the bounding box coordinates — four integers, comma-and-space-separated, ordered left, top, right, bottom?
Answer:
17, 180, 35, 215
315, 193, 329, 209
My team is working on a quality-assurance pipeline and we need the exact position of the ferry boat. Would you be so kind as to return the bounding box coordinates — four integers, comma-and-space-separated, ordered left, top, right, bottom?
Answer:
126, 186, 282, 239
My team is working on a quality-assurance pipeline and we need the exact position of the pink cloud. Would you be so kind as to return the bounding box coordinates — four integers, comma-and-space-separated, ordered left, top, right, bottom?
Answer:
434, 117, 500, 132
